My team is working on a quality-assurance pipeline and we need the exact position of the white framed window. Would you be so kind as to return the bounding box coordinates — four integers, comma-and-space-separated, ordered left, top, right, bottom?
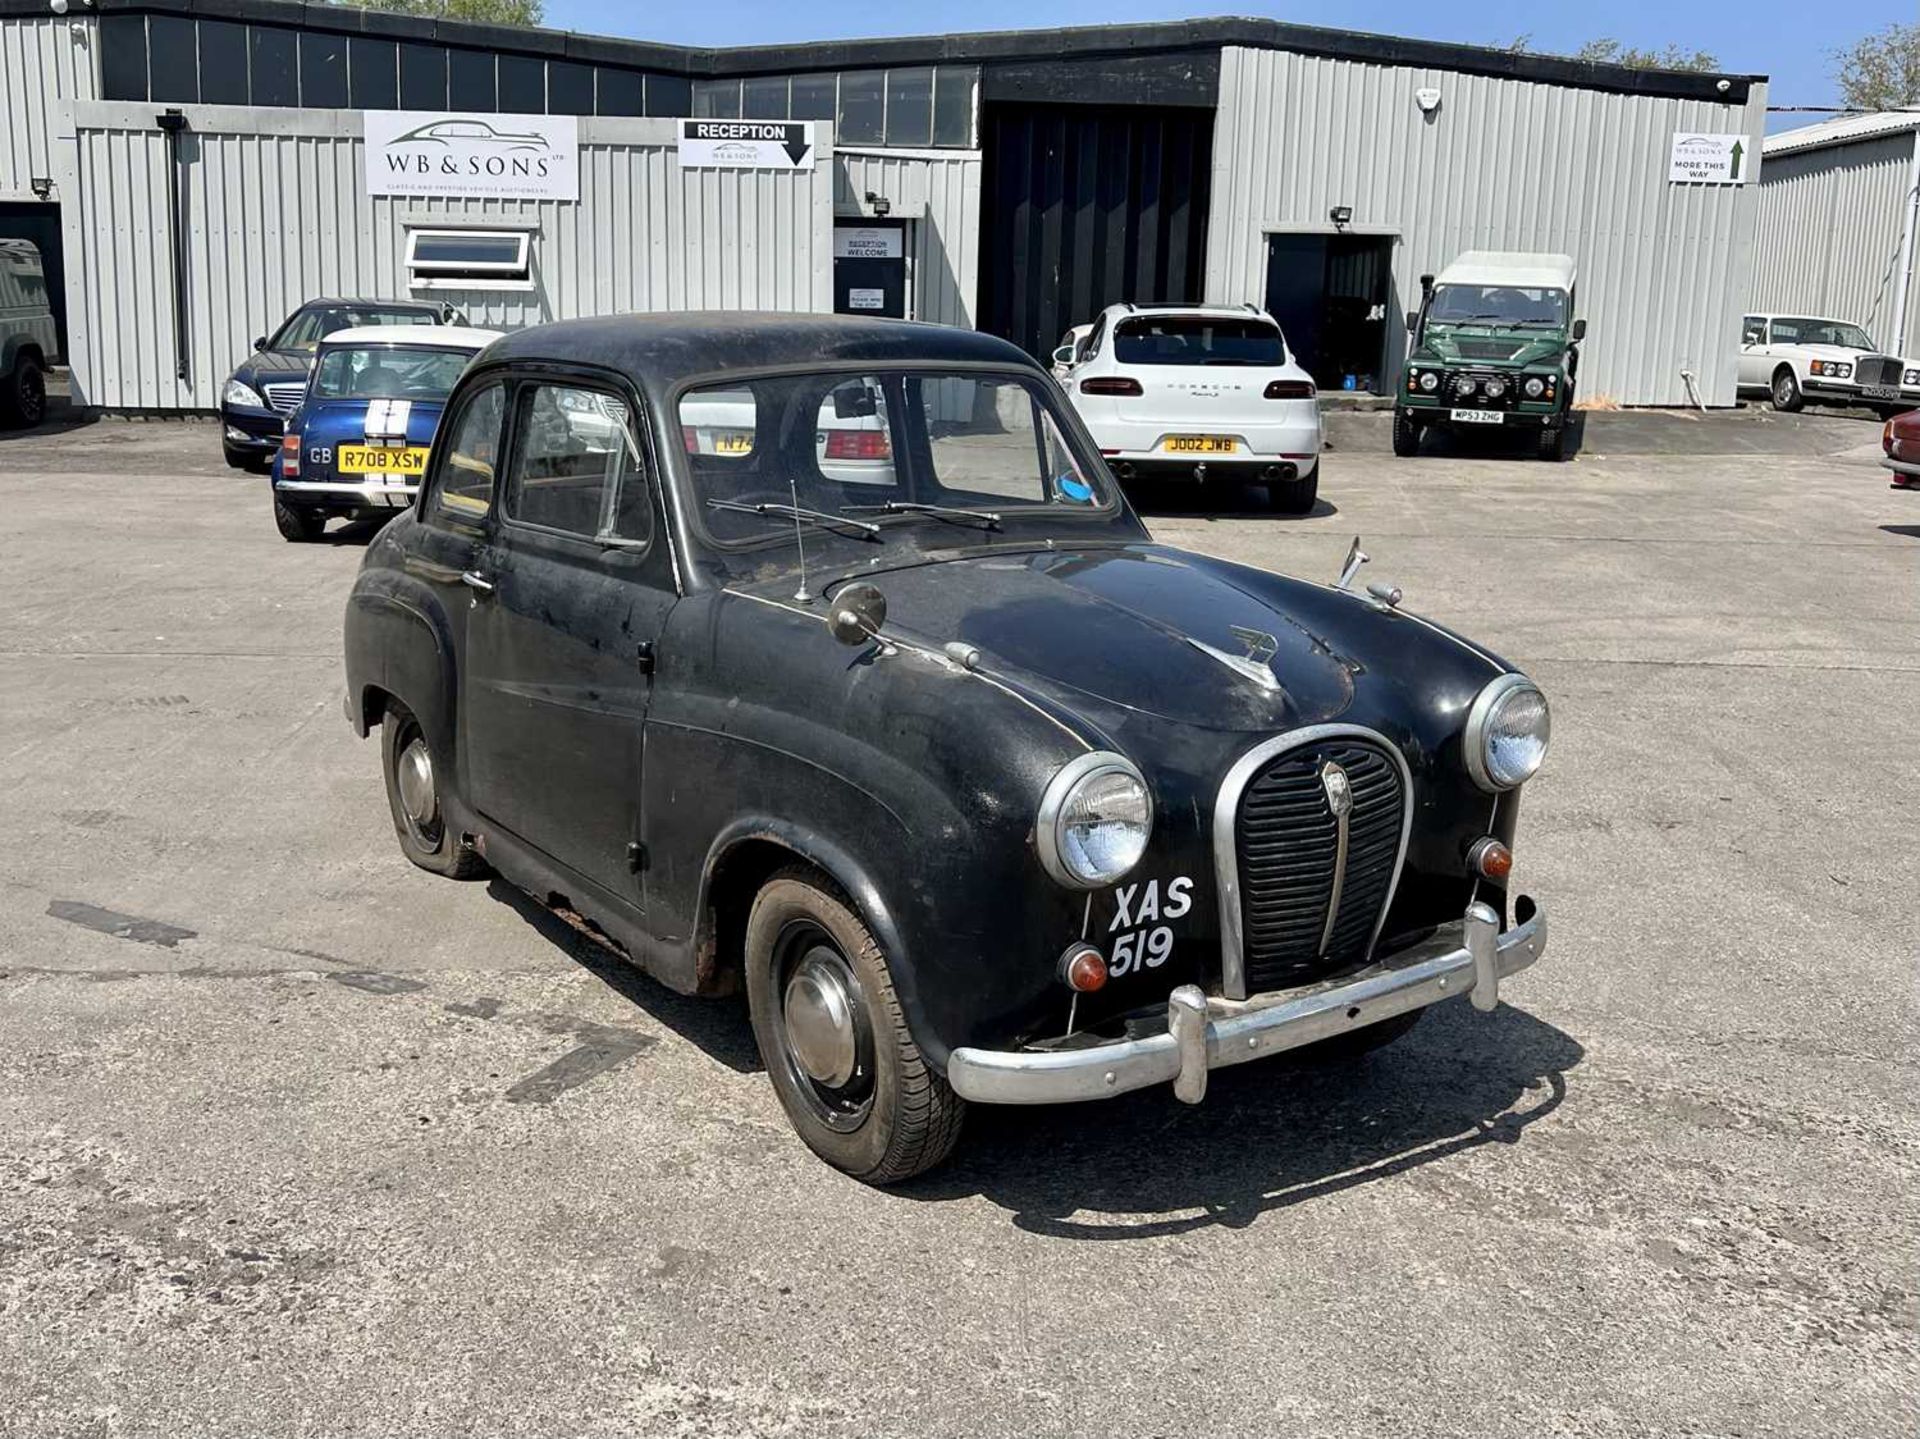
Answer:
404, 228, 533, 292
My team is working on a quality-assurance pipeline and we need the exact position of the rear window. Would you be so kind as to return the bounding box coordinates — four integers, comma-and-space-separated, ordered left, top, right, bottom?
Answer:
1113, 316, 1285, 366
311, 346, 473, 401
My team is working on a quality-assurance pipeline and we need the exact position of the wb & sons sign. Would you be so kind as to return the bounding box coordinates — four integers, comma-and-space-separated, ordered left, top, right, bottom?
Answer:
363, 113, 580, 201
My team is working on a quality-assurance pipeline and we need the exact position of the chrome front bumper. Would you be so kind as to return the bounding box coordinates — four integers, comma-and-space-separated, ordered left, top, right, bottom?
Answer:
947, 898, 1546, 1106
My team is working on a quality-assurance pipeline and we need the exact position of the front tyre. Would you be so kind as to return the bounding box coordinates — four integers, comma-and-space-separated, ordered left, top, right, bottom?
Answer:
1536, 422, 1570, 463
380, 701, 486, 879
746, 868, 965, 1183
1391, 408, 1421, 457
0, 353, 46, 428
1771, 367, 1804, 413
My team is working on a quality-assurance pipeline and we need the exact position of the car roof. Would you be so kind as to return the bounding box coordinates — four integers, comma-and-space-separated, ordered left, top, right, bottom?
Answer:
1753, 313, 1858, 326
320, 325, 503, 349
299, 298, 443, 313
482, 312, 1035, 386
1099, 302, 1274, 323
1435, 251, 1576, 291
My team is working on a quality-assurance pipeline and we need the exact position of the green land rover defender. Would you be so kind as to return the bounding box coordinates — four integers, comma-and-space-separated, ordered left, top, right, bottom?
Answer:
1395, 250, 1584, 462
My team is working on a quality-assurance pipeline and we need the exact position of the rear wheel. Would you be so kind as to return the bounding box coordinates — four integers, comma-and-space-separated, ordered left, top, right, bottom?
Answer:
0, 353, 46, 428
1391, 408, 1421, 457
746, 868, 965, 1183
1268, 467, 1319, 515
1771, 367, 1804, 413
273, 495, 327, 542
380, 701, 486, 879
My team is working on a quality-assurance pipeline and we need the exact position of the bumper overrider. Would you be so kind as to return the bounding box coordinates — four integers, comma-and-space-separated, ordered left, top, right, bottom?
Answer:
947, 896, 1545, 1105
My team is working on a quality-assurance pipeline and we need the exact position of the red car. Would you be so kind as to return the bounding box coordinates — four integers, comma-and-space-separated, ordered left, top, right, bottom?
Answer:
1885, 410, 1920, 489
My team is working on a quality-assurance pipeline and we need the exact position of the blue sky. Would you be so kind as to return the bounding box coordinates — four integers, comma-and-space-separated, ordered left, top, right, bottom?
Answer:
546, 0, 1915, 129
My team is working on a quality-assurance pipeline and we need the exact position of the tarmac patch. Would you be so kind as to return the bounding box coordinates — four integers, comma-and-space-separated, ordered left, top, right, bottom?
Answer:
46, 900, 196, 948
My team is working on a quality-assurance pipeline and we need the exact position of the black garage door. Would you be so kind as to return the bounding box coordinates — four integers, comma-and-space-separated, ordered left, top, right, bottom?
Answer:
979, 104, 1213, 360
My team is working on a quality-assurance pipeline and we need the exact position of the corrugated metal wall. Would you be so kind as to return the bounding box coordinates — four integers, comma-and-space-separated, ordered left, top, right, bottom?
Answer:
1753, 133, 1920, 355
0, 14, 99, 199
1207, 47, 1768, 406
833, 147, 981, 329
55, 101, 835, 410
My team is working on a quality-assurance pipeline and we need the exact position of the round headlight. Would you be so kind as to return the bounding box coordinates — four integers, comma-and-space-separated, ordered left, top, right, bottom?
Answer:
1523, 375, 1546, 399
1464, 674, 1551, 792
1455, 375, 1478, 398
223, 377, 265, 409
1484, 377, 1508, 400
1418, 370, 1440, 393
1036, 752, 1153, 889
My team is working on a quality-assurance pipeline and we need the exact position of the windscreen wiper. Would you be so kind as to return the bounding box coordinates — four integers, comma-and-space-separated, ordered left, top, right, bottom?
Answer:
706, 497, 881, 539
840, 499, 1002, 530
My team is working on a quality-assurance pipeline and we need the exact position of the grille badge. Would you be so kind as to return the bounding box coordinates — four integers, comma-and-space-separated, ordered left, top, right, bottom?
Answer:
1320, 760, 1352, 818
1318, 760, 1353, 956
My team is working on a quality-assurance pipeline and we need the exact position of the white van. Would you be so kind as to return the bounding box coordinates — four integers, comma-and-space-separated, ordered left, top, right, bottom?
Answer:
0, 239, 58, 427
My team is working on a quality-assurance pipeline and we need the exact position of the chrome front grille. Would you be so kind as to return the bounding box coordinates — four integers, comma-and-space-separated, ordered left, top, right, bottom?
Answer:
1216, 729, 1410, 997
1857, 356, 1901, 389
263, 382, 306, 413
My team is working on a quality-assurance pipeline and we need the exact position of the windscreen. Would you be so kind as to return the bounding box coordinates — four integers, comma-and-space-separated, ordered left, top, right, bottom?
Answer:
1427, 285, 1569, 328
1769, 318, 1875, 350
678, 370, 1110, 548
311, 346, 472, 401
1112, 316, 1285, 366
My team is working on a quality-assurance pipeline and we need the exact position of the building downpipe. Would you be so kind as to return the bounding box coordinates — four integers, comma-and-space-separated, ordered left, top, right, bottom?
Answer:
1894, 124, 1920, 357
156, 109, 190, 383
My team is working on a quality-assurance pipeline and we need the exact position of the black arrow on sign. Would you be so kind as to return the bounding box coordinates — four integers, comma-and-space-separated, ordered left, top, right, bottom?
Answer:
783, 126, 812, 166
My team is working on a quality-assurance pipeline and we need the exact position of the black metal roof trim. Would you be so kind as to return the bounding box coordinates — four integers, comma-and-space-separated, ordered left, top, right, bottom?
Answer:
9, 2, 1762, 103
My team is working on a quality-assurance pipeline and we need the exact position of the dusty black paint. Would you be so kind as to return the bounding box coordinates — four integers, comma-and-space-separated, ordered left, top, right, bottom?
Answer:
344, 314, 1530, 1077
47, 901, 196, 949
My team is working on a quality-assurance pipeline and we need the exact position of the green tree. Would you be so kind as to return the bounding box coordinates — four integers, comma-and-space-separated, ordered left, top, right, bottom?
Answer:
327, 0, 545, 24
1833, 23, 1920, 111
1574, 38, 1721, 72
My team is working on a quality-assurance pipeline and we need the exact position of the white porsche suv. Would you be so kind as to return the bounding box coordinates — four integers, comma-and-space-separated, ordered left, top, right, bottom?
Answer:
1055, 304, 1323, 512
1738, 314, 1920, 416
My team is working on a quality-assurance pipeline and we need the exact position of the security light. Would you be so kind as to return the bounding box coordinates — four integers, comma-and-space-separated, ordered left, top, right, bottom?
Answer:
1329, 205, 1353, 229
864, 190, 892, 218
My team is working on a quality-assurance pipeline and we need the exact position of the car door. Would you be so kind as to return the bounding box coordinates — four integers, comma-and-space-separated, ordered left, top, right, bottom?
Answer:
1737, 316, 1769, 388
460, 372, 675, 905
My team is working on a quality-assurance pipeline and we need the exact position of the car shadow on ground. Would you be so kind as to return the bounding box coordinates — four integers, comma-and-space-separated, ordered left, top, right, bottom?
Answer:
901, 1001, 1584, 1236
1130, 486, 1339, 522
484, 879, 762, 1074
1879, 524, 1920, 539
316, 517, 392, 546
1410, 412, 1586, 463
0, 395, 97, 443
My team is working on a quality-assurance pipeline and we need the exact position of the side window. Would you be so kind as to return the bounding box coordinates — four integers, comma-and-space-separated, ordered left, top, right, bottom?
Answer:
275, 310, 322, 350
505, 383, 652, 543
430, 382, 505, 523
1742, 316, 1765, 345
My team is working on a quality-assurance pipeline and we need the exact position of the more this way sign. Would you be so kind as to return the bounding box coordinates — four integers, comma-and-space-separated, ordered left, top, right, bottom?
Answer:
677, 120, 816, 169
1668, 132, 1749, 185
364, 112, 579, 200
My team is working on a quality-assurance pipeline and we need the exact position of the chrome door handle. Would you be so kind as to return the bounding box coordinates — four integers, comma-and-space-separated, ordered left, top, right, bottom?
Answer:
460, 570, 494, 594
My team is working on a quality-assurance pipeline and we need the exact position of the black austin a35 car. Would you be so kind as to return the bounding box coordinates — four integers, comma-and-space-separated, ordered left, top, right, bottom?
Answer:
343, 314, 1551, 1183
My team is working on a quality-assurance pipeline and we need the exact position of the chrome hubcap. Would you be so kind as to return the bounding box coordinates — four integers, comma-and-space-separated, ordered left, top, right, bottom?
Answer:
784, 948, 858, 1087
397, 738, 436, 826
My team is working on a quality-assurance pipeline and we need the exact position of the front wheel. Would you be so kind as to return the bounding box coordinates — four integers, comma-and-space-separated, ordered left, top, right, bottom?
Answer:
746, 868, 965, 1183
1391, 408, 1421, 457
380, 701, 487, 879
0, 354, 46, 428
1536, 423, 1570, 463
1771, 368, 1805, 413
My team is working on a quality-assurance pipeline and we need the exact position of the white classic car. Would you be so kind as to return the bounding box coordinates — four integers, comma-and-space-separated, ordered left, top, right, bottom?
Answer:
1737, 314, 1920, 415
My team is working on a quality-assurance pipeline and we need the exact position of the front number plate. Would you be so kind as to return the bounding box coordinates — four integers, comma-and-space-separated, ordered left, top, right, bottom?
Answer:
1451, 408, 1504, 425
1162, 435, 1239, 454
1863, 385, 1900, 401
338, 445, 429, 475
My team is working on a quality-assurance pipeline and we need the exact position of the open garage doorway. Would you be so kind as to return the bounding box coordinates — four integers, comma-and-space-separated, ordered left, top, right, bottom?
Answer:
1263, 231, 1398, 394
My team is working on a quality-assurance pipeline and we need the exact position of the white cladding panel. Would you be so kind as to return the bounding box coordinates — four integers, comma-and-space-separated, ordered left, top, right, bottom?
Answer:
1207, 46, 1768, 406
1753, 132, 1920, 356
56, 103, 835, 410
833, 147, 982, 330
0, 15, 99, 201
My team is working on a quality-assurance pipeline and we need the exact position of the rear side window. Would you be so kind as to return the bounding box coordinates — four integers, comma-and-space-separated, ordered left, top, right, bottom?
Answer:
505, 383, 652, 544
1113, 316, 1284, 366
431, 381, 504, 523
